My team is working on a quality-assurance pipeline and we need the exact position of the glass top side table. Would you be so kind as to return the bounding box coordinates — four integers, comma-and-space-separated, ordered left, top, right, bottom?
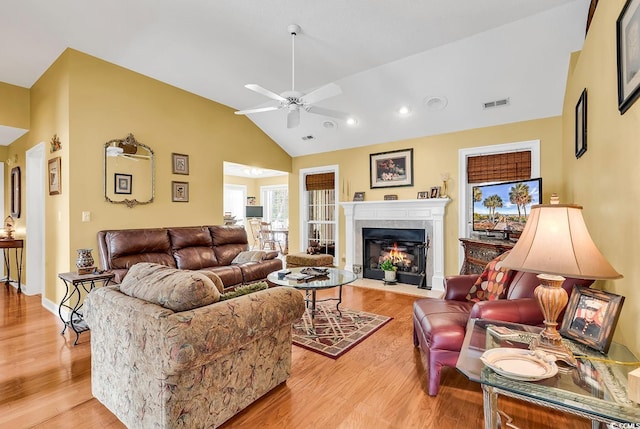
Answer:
457, 318, 640, 428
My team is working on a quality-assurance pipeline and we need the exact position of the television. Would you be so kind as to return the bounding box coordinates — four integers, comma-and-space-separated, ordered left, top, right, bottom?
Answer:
472, 177, 542, 237
245, 205, 264, 218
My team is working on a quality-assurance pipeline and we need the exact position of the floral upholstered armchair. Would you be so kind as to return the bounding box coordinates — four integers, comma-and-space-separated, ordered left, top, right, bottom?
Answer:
85, 263, 304, 428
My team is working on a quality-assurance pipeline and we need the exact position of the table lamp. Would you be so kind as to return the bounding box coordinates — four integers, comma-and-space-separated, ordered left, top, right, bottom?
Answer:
501, 196, 622, 365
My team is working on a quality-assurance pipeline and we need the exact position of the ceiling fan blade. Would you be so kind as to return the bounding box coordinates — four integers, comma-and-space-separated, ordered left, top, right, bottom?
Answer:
287, 109, 300, 128
245, 84, 287, 102
235, 106, 280, 116
305, 105, 351, 121
299, 83, 342, 105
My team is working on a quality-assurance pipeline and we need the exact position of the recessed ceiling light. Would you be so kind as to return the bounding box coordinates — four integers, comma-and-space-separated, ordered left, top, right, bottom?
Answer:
322, 120, 337, 129
346, 117, 358, 126
423, 96, 448, 111
398, 106, 411, 116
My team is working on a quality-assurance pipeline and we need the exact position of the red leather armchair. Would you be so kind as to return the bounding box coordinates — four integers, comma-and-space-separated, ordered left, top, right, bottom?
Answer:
413, 269, 592, 396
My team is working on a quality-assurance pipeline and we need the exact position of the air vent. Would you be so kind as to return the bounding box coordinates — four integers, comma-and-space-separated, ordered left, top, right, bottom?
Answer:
483, 98, 510, 109
301, 135, 315, 141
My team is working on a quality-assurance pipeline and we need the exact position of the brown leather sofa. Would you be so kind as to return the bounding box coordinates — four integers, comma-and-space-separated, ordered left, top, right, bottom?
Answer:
412, 269, 593, 396
97, 225, 282, 289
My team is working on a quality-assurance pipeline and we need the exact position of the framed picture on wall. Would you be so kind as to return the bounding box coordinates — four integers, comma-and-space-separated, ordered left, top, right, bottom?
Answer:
617, 0, 640, 113
575, 89, 587, 159
48, 157, 61, 195
172, 181, 189, 202
172, 153, 189, 175
370, 148, 413, 189
114, 173, 132, 195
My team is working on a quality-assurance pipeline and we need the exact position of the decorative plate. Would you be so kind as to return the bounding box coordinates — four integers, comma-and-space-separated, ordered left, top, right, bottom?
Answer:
480, 348, 558, 381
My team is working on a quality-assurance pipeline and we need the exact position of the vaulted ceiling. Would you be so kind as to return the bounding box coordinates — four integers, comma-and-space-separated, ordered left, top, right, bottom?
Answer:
0, 0, 589, 156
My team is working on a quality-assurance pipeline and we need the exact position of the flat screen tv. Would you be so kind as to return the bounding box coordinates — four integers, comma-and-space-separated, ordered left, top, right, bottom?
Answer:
245, 205, 264, 218
472, 177, 542, 237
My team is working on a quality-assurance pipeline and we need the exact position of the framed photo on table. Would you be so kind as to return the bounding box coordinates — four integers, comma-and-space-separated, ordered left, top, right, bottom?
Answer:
560, 286, 625, 353
617, 0, 640, 114
370, 148, 413, 189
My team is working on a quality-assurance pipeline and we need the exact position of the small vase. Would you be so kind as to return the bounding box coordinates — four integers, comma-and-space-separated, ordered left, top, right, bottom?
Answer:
384, 270, 397, 283
76, 249, 95, 272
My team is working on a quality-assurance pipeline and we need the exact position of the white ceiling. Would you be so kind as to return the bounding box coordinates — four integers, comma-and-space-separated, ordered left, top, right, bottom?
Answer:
0, 1, 589, 157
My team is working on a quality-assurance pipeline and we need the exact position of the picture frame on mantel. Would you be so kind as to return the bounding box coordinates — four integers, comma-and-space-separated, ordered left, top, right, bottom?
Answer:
370, 148, 413, 189
353, 192, 365, 201
575, 89, 587, 159
617, 0, 640, 114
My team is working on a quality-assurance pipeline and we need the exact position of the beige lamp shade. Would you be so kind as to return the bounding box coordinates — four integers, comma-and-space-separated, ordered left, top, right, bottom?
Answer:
501, 204, 622, 280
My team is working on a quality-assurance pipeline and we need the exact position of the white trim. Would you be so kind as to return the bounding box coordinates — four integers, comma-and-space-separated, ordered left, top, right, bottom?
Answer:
26, 142, 46, 297
298, 165, 339, 260
457, 140, 540, 268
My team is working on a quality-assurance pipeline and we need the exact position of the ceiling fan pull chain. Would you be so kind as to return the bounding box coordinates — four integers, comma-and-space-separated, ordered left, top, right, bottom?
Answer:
291, 29, 296, 92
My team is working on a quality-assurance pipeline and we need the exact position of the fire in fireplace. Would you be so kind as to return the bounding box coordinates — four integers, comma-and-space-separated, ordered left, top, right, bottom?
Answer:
362, 227, 430, 287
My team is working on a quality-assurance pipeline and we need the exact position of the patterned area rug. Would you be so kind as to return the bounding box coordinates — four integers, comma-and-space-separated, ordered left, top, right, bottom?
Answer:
292, 304, 392, 359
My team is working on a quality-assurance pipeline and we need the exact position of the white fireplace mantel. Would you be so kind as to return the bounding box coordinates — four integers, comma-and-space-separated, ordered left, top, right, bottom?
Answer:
340, 198, 450, 291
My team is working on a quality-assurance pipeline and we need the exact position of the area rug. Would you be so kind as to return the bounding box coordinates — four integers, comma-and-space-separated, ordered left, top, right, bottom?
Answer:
292, 304, 392, 359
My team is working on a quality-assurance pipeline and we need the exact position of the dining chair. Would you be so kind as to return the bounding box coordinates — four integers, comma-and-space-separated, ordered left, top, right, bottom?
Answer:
260, 221, 282, 252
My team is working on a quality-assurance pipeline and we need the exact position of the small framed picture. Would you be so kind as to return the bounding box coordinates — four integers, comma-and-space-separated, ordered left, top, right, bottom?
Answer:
417, 191, 428, 199
575, 89, 587, 159
384, 194, 398, 200
353, 192, 365, 201
617, 0, 640, 113
114, 173, 132, 195
48, 156, 61, 196
430, 186, 441, 199
560, 286, 625, 353
172, 181, 189, 202
172, 153, 189, 175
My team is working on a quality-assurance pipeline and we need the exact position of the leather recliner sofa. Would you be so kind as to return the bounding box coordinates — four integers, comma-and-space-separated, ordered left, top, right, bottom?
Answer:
412, 267, 593, 396
97, 225, 282, 289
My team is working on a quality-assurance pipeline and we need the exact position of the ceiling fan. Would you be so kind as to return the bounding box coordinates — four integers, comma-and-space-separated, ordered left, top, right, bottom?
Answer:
235, 24, 351, 129
106, 145, 151, 161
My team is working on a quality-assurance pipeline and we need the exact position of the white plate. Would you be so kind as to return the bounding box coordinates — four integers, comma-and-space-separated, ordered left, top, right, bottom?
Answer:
480, 348, 558, 381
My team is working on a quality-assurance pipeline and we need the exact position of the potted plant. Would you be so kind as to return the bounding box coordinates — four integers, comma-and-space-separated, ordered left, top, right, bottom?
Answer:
380, 259, 397, 282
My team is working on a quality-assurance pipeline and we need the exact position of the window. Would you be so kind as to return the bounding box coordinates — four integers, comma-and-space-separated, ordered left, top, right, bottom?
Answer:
261, 185, 288, 227
223, 184, 246, 219
300, 168, 338, 256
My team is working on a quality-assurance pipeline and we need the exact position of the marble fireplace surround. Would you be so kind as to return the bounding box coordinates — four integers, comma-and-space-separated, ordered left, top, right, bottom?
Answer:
340, 199, 450, 291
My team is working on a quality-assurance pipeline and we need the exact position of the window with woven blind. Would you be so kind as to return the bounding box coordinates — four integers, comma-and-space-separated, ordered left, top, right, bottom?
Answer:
305, 172, 335, 191
467, 151, 531, 184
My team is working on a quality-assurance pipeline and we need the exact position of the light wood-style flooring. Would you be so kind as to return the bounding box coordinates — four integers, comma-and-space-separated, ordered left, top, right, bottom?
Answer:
1, 283, 590, 428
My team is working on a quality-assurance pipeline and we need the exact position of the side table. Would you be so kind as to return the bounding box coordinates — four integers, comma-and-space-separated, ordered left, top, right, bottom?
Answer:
0, 239, 24, 293
58, 271, 115, 345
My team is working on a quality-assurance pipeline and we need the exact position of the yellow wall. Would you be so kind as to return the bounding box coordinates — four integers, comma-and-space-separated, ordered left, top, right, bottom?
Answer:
561, 0, 639, 354
5, 49, 291, 305
290, 116, 565, 274
0, 81, 29, 129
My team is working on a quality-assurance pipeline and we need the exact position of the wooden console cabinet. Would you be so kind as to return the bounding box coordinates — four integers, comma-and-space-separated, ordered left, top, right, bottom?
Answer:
459, 237, 514, 275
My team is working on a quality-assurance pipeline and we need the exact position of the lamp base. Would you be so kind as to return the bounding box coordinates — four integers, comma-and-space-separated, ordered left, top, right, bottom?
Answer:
530, 336, 576, 366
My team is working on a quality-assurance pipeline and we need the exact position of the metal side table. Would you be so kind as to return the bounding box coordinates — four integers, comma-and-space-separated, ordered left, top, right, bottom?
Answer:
58, 271, 114, 345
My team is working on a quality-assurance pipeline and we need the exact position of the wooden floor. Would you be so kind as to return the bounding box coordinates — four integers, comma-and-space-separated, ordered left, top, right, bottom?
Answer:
0, 283, 591, 428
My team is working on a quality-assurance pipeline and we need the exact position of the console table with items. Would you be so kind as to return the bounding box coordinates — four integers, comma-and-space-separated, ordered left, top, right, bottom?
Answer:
459, 238, 514, 275
58, 271, 115, 345
457, 318, 640, 429
0, 238, 24, 293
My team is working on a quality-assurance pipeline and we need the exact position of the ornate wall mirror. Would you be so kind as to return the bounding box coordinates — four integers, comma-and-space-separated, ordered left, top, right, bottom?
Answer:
104, 133, 154, 207
11, 167, 20, 218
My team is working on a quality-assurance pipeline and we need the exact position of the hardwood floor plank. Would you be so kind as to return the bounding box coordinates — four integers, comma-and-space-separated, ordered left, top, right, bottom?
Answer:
0, 283, 591, 428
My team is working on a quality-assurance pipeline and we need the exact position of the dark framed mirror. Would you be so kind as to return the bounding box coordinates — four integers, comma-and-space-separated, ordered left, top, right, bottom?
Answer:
11, 166, 20, 218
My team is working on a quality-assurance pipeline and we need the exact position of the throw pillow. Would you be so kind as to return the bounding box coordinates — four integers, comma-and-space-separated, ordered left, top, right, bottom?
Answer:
231, 250, 267, 264
120, 262, 221, 311
465, 251, 514, 302
219, 282, 268, 301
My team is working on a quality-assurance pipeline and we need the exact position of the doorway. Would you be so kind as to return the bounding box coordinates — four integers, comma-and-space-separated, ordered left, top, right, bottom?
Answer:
26, 142, 45, 297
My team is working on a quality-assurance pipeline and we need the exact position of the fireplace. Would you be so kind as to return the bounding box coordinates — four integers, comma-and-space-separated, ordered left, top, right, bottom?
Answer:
340, 199, 450, 291
362, 227, 429, 286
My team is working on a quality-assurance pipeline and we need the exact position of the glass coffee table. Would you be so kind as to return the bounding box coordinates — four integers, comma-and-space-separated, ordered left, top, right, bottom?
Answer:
457, 318, 640, 429
267, 267, 356, 321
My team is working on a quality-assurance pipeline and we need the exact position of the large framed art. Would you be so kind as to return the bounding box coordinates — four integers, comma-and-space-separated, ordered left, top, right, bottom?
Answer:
369, 148, 413, 189
617, 0, 640, 114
